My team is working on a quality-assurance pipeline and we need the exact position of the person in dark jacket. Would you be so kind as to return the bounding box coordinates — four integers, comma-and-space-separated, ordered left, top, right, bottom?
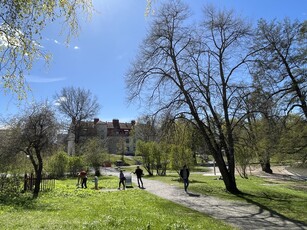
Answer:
180, 165, 190, 192
118, 170, 126, 190
134, 166, 144, 188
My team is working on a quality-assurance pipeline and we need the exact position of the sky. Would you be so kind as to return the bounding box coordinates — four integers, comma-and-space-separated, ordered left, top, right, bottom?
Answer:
0, 0, 306, 123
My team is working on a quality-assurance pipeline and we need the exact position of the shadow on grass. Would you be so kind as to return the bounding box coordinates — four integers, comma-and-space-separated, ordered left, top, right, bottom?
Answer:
236, 192, 307, 229
0, 193, 37, 209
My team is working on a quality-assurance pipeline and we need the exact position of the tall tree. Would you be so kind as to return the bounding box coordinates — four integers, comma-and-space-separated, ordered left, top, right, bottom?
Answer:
6, 102, 58, 198
82, 137, 107, 176
251, 18, 307, 119
54, 86, 100, 154
0, 0, 93, 98
277, 115, 307, 164
126, 1, 253, 194
134, 115, 159, 142
241, 87, 281, 173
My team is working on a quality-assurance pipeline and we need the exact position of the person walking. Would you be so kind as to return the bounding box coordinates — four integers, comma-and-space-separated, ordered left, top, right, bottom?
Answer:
118, 170, 126, 190
180, 165, 190, 192
134, 166, 144, 188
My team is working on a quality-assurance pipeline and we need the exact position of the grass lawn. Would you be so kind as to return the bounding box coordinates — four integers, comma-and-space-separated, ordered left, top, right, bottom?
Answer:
148, 173, 307, 224
0, 176, 233, 230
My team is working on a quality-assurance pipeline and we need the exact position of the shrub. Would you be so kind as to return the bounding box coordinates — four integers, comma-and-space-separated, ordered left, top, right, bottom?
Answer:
46, 151, 69, 178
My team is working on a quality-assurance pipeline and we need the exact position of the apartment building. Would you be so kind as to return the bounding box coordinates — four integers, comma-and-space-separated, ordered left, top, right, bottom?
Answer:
67, 118, 136, 155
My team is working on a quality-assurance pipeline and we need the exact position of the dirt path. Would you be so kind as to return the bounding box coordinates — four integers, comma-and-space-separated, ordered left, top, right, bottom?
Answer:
103, 167, 307, 229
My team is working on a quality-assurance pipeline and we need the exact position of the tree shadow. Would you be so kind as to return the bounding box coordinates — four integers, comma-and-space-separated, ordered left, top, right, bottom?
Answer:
0, 193, 38, 210
235, 192, 307, 229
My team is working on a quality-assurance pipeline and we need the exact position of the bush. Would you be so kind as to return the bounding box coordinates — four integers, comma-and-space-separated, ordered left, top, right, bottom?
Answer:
46, 151, 69, 178
68, 155, 85, 176
0, 174, 22, 199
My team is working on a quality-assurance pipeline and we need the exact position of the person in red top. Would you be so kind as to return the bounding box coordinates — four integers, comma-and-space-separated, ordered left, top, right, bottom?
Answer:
78, 170, 87, 189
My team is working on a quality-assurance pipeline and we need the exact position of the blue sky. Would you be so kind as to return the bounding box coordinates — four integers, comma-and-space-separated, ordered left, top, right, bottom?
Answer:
0, 0, 306, 122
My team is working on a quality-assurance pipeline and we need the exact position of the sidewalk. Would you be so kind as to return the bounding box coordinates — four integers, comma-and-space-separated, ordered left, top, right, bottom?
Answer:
132, 176, 307, 230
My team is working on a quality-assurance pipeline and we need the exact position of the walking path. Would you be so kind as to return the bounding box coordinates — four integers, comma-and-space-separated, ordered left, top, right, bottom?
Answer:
103, 168, 307, 230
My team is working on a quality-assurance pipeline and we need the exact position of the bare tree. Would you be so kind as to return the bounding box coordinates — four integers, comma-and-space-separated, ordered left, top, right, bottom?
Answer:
134, 115, 159, 142
54, 86, 100, 154
251, 18, 307, 119
126, 1, 253, 194
5, 102, 58, 198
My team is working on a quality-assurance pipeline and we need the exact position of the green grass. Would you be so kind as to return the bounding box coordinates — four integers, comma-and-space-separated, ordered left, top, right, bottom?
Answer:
148, 173, 307, 224
107, 154, 143, 167
0, 176, 233, 230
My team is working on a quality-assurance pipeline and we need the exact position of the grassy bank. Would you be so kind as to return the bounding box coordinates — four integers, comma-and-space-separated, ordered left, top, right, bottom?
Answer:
149, 173, 307, 224
0, 176, 233, 230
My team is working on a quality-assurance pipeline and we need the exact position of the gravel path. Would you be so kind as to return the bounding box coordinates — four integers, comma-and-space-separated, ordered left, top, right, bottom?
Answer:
103, 167, 307, 230
134, 177, 307, 230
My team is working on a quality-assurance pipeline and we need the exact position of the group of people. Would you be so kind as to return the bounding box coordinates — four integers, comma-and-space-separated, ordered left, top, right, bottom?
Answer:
77, 164, 190, 192
120, 165, 190, 192
118, 166, 144, 190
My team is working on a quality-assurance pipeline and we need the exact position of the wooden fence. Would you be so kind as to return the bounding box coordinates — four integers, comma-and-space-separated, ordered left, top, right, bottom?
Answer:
23, 173, 55, 192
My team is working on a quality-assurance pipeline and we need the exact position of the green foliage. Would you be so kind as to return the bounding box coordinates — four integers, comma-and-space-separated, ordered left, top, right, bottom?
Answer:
67, 155, 85, 176
169, 144, 194, 174
0, 174, 22, 199
136, 138, 195, 176
234, 145, 253, 178
276, 115, 307, 164
82, 137, 107, 171
46, 151, 69, 178
0, 0, 93, 98
136, 140, 154, 175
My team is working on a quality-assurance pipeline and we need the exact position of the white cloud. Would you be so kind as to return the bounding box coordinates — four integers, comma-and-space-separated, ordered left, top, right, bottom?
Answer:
0, 24, 23, 47
54, 96, 67, 106
26, 75, 66, 83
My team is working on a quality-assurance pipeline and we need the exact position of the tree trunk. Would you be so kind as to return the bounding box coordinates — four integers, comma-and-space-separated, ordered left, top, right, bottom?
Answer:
144, 163, 153, 176
260, 161, 273, 174
214, 150, 240, 194
33, 169, 41, 199
32, 148, 43, 199
260, 151, 273, 174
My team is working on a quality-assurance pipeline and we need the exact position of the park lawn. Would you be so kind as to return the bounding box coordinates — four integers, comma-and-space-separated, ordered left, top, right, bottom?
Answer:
0, 176, 234, 230
148, 173, 307, 224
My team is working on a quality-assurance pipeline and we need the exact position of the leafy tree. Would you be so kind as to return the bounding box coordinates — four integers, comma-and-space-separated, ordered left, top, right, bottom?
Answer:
241, 88, 282, 173
46, 151, 69, 178
68, 155, 85, 176
82, 137, 107, 176
135, 140, 154, 176
251, 18, 307, 119
0, 0, 93, 98
54, 86, 100, 154
126, 1, 253, 193
5, 102, 58, 198
156, 142, 170, 176
169, 144, 194, 175
277, 115, 307, 165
